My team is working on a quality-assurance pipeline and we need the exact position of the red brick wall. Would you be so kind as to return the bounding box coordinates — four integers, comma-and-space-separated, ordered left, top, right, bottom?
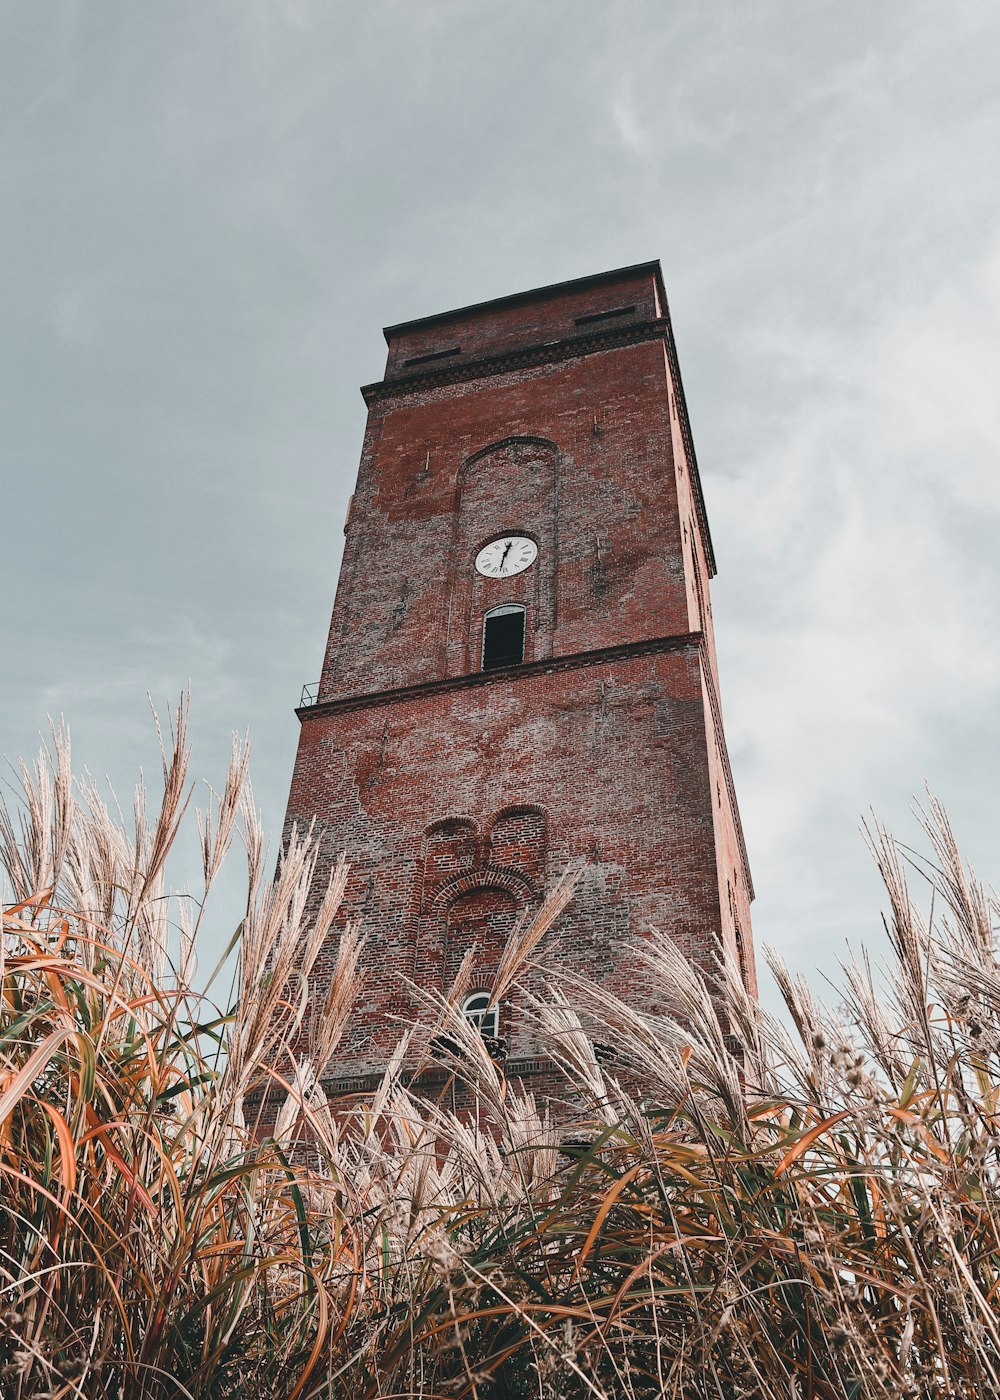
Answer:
322, 339, 692, 698
283, 263, 755, 1091
383, 268, 662, 377
287, 642, 725, 1078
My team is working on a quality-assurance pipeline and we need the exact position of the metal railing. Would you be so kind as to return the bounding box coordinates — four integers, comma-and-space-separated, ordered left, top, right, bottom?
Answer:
299, 681, 320, 707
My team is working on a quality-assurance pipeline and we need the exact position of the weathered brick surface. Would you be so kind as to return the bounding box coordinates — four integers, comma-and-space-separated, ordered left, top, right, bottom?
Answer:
382, 267, 663, 379
282, 261, 755, 1092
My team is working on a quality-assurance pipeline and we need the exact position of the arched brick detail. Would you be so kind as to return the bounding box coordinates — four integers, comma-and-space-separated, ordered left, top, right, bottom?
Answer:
444, 436, 561, 675
487, 801, 547, 827
458, 433, 560, 479
488, 804, 547, 885
421, 817, 479, 912
429, 863, 536, 914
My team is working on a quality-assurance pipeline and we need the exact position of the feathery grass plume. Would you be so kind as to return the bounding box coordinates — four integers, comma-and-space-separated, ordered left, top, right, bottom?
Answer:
6, 706, 1000, 1397
489, 861, 581, 1008
531, 991, 619, 1125
0, 717, 73, 903
0, 702, 360, 1399
196, 730, 251, 894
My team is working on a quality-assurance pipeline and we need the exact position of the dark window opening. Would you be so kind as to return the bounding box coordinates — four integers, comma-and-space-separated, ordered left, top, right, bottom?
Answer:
574, 304, 636, 327
403, 346, 461, 367
462, 991, 499, 1038
483, 606, 525, 670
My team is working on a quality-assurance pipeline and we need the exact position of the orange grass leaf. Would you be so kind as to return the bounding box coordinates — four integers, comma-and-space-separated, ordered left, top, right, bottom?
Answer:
774, 1110, 852, 1175
37, 1098, 77, 1197
285, 1267, 331, 1400
0, 1023, 75, 1122
573, 1160, 646, 1278
80, 1108, 158, 1216
3, 888, 54, 915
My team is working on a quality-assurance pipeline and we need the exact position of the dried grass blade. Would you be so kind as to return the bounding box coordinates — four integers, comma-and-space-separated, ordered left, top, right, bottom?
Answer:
0, 1023, 74, 1122
37, 1098, 77, 1197
573, 1160, 645, 1278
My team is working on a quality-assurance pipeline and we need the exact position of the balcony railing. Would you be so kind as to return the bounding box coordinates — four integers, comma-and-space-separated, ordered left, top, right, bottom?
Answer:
300, 681, 320, 707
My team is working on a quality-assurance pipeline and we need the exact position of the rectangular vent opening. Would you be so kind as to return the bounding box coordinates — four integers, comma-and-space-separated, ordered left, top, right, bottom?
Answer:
574, 305, 637, 327
403, 346, 462, 367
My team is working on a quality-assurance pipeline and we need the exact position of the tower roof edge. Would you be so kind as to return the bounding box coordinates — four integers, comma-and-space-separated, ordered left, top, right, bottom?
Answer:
381, 260, 666, 342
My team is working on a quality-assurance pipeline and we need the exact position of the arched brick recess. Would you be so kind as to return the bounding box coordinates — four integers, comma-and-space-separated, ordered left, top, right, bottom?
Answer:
460, 433, 558, 474
444, 885, 520, 987
416, 862, 535, 991
488, 804, 547, 886
444, 436, 561, 674
428, 863, 535, 914
421, 817, 479, 911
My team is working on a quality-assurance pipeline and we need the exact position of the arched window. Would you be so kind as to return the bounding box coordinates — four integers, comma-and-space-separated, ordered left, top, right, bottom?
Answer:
461, 990, 499, 1038
482, 605, 525, 670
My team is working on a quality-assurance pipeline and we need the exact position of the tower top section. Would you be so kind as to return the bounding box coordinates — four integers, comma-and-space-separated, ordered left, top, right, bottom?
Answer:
379, 260, 668, 382
363, 259, 714, 577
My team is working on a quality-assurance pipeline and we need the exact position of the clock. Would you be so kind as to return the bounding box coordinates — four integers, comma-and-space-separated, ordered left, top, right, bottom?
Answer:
475, 535, 538, 579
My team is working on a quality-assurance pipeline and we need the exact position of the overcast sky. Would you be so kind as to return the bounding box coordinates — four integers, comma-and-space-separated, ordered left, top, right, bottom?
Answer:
3, 1, 998, 1013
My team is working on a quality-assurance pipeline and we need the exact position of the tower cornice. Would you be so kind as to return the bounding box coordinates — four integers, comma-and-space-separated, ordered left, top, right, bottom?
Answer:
298, 631, 702, 720
362, 316, 667, 404
296, 629, 753, 900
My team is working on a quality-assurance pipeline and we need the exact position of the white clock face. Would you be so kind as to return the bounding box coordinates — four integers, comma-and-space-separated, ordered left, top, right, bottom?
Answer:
475, 535, 538, 579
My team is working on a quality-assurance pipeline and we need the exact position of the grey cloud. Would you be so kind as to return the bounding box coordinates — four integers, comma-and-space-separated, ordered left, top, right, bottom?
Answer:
2, 0, 998, 1014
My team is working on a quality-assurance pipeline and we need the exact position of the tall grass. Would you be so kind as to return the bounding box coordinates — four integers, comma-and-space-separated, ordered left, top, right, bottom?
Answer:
2, 704, 999, 1397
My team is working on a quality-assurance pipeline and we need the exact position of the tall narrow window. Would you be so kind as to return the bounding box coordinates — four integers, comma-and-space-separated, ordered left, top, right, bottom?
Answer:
482, 605, 526, 670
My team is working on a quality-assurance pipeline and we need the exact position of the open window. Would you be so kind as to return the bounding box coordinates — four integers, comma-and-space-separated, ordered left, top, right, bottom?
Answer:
461, 990, 499, 1038
482, 605, 526, 670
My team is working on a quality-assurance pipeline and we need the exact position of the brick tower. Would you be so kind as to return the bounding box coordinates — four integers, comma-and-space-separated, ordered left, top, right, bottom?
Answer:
284, 261, 755, 1095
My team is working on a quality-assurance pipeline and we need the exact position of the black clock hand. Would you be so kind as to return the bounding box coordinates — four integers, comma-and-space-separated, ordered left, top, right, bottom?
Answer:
500, 540, 513, 569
